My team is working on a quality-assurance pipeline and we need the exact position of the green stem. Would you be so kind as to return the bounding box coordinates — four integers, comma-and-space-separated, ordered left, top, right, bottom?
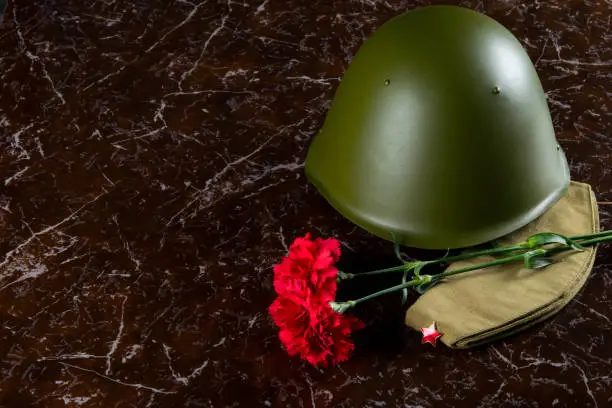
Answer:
545, 235, 612, 254
433, 253, 526, 279
568, 230, 612, 240
350, 230, 612, 279
346, 252, 533, 307
352, 264, 412, 276
424, 244, 525, 264
352, 280, 422, 305
354, 245, 525, 277
435, 234, 612, 280
338, 233, 612, 309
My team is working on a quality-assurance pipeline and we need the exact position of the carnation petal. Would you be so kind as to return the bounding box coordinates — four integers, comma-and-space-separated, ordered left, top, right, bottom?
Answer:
318, 237, 341, 261
279, 328, 304, 356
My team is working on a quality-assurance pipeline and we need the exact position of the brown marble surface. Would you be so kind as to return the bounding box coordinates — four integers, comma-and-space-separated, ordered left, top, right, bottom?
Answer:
0, 0, 611, 407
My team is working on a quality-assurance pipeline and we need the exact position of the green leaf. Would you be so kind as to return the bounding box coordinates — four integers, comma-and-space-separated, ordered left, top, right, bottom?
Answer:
526, 232, 584, 252
529, 257, 553, 269
405, 262, 431, 296
523, 249, 554, 269
392, 232, 405, 262
416, 281, 439, 294
329, 301, 355, 314
337, 271, 354, 281
401, 269, 409, 305
394, 240, 403, 261
436, 248, 451, 261
414, 275, 437, 294
412, 261, 431, 277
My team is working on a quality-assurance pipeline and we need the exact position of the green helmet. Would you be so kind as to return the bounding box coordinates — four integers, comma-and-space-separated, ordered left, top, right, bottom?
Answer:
304, 5, 570, 250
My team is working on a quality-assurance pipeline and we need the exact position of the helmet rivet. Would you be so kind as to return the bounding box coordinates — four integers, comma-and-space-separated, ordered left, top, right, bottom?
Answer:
492, 86, 501, 94
384, 79, 391, 86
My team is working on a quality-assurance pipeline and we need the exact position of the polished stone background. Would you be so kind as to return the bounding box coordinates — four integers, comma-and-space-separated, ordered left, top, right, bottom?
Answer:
0, 0, 610, 407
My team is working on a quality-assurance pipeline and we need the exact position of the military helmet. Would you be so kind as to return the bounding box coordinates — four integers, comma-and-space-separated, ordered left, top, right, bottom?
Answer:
304, 5, 570, 250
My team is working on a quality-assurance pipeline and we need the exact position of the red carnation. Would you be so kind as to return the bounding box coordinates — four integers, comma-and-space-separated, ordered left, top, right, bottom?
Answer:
269, 233, 364, 367
269, 292, 364, 367
273, 232, 340, 303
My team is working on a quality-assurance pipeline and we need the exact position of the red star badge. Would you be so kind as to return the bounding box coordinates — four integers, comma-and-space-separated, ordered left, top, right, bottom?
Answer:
421, 322, 442, 346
